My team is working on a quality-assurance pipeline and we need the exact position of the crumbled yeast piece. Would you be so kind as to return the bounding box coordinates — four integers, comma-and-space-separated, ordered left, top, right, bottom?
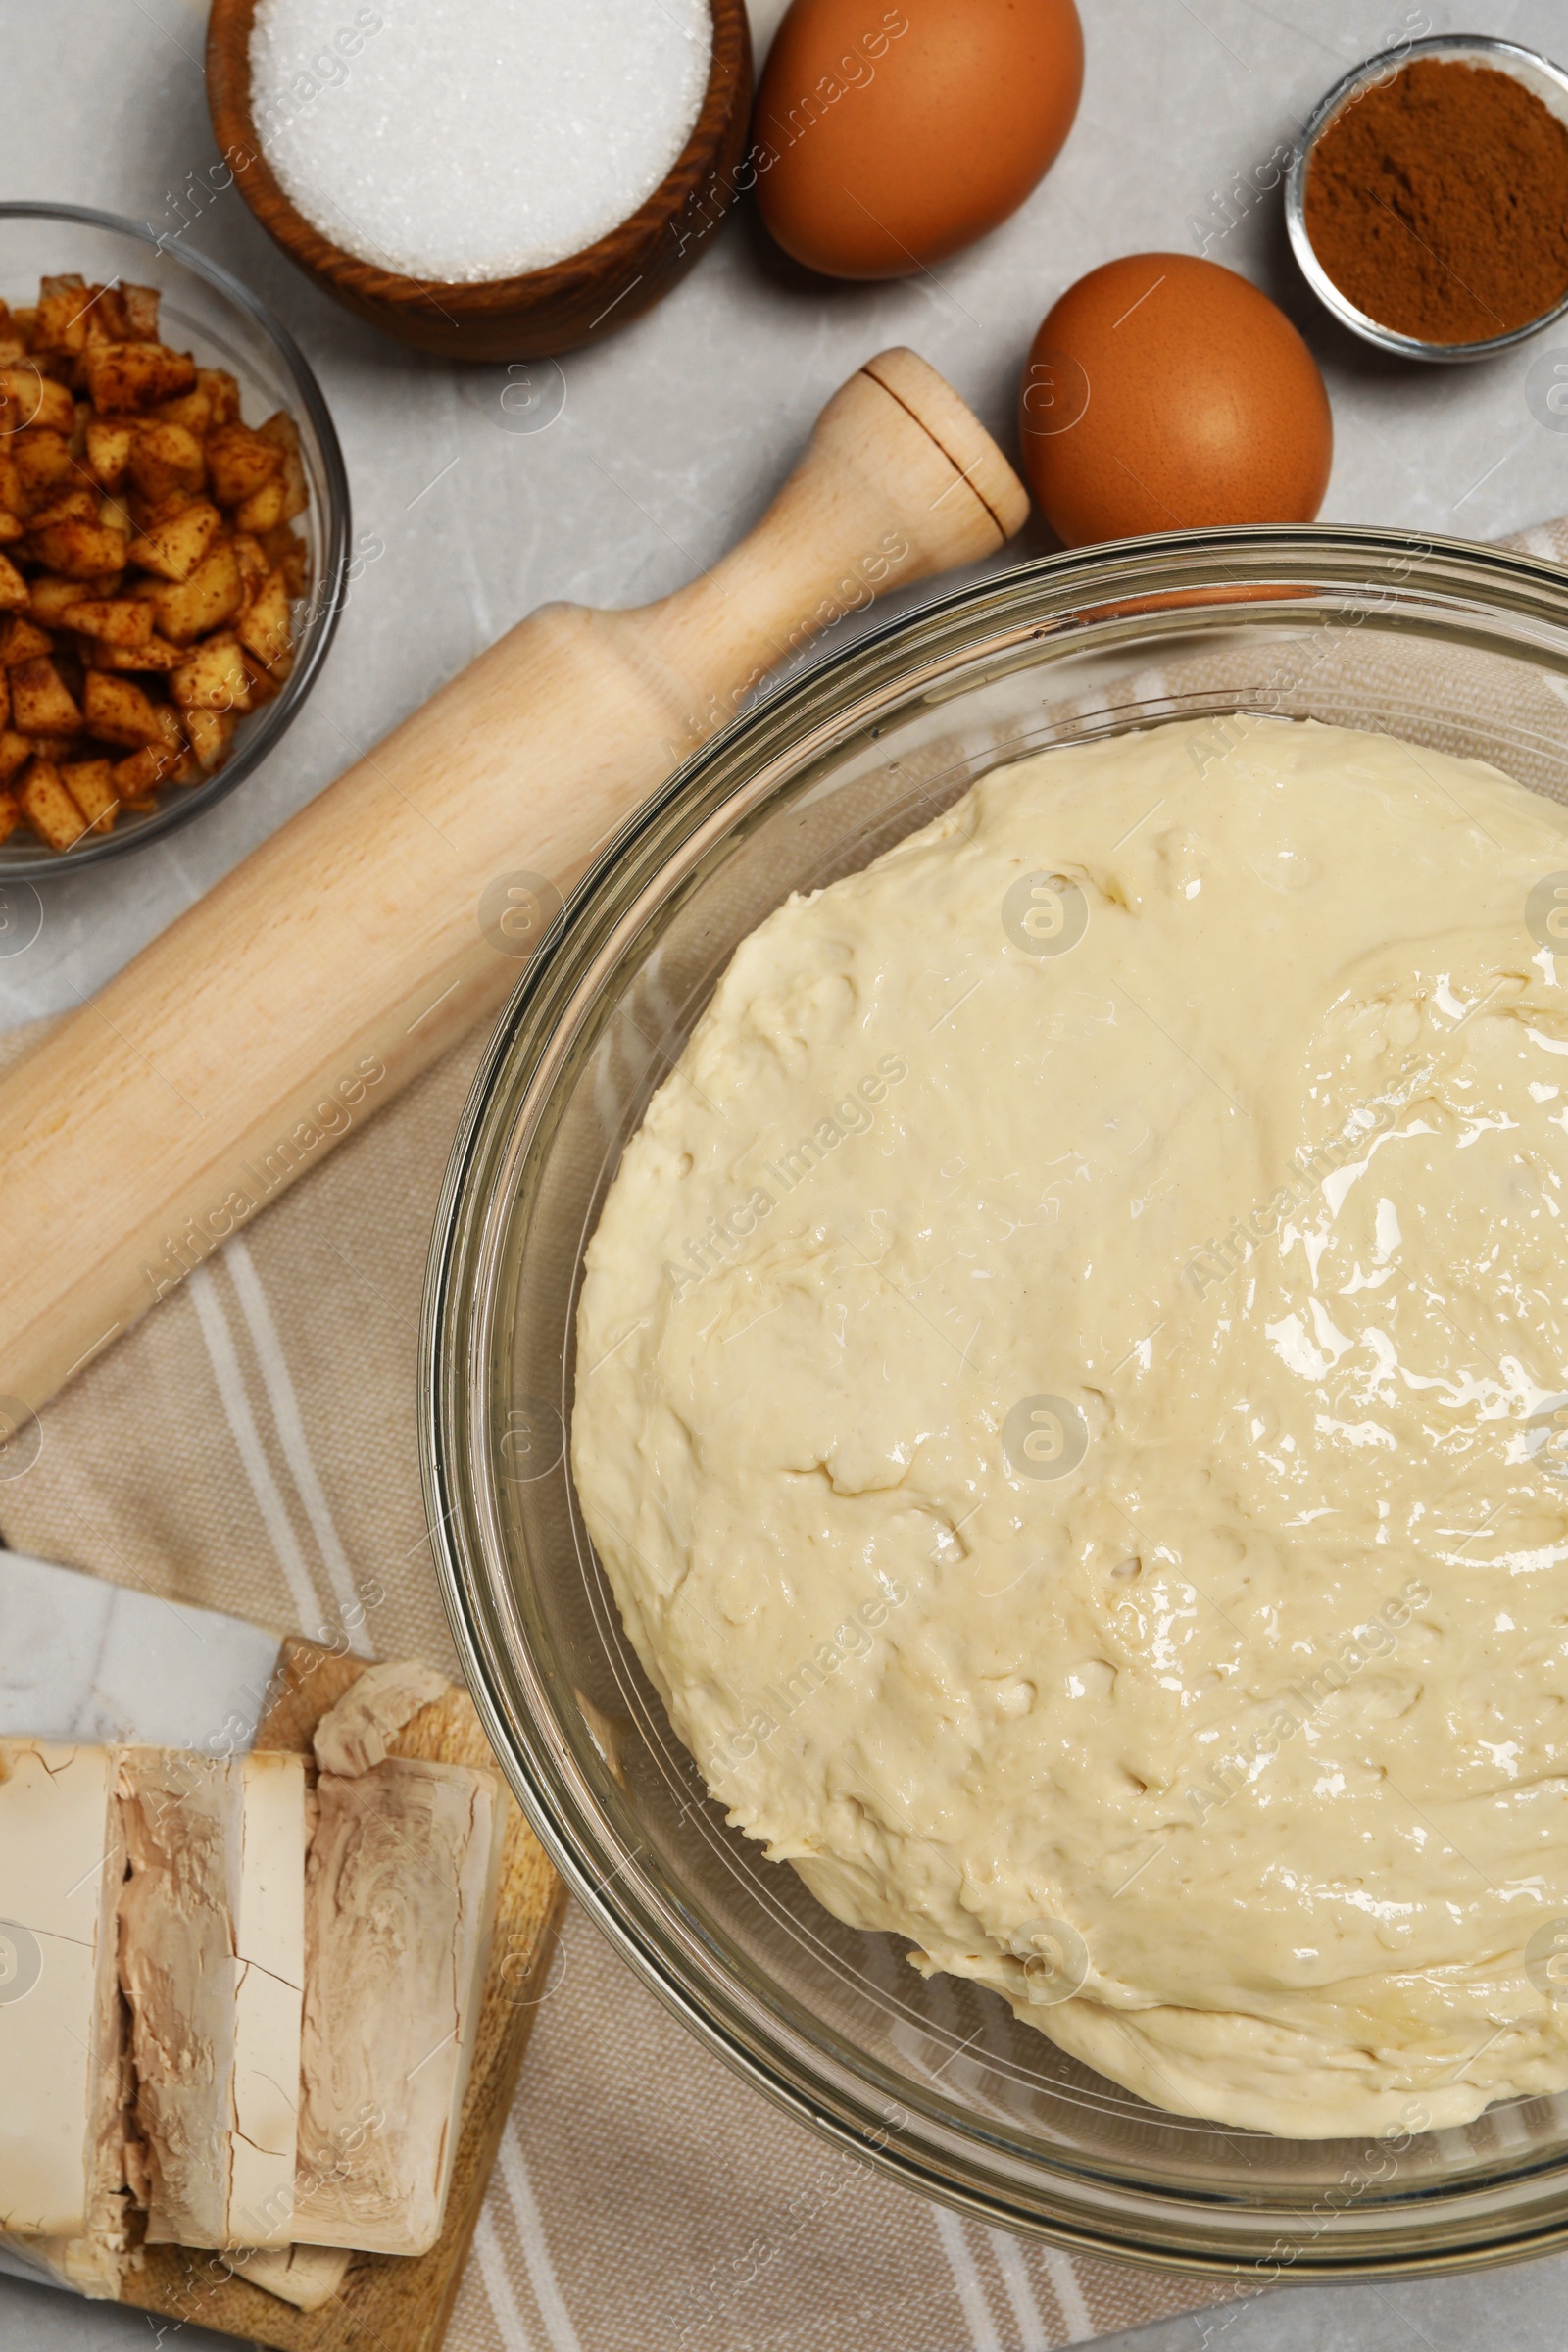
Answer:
313, 1656, 447, 1777
297, 1756, 507, 2255
118, 1749, 307, 2250
0, 1740, 130, 2269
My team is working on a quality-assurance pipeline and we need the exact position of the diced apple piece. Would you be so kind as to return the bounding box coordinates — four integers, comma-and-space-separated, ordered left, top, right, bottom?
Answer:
12, 429, 74, 496
0, 367, 74, 436
257, 412, 308, 523
82, 340, 195, 414
31, 572, 96, 625
11, 656, 82, 735
0, 730, 29, 784
236, 567, 291, 671
85, 418, 134, 491
79, 283, 124, 347
231, 532, 269, 596
240, 652, 279, 706
81, 669, 165, 747
204, 422, 280, 509
128, 421, 206, 503
29, 516, 128, 579
28, 486, 98, 529
91, 634, 183, 672
181, 706, 235, 773
1, 617, 53, 668
0, 553, 27, 612
31, 287, 90, 356
261, 524, 310, 599
152, 540, 241, 644
151, 387, 211, 437
128, 499, 220, 581
232, 477, 286, 534
196, 368, 240, 426
61, 758, 117, 836
20, 760, 88, 851
171, 631, 251, 713
0, 785, 20, 846
152, 703, 184, 759
120, 284, 161, 341
111, 741, 175, 798
60, 598, 152, 649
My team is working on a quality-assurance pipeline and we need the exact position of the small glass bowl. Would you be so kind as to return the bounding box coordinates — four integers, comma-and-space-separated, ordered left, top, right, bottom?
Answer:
0, 201, 349, 876
424, 526, 1568, 2278
1286, 34, 1568, 363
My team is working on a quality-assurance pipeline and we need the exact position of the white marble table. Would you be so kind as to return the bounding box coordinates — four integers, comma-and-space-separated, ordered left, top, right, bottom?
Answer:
5, 3, 1568, 2346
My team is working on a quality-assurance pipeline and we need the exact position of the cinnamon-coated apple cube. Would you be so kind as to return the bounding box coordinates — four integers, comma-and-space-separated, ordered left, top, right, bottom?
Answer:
182, 706, 235, 772
0, 368, 74, 436
19, 759, 88, 850
60, 598, 152, 649
120, 285, 161, 341
12, 430, 74, 497
28, 516, 128, 579
61, 758, 118, 835
85, 421, 133, 491
170, 631, 251, 713
1, 617, 53, 668
236, 567, 291, 670
232, 477, 286, 535
151, 387, 212, 438
128, 421, 206, 504
204, 422, 281, 509
81, 669, 165, 747
151, 540, 241, 643
82, 340, 195, 414
196, 368, 240, 426
128, 500, 220, 581
257, 412, 308, 524
11, 657, 83, 736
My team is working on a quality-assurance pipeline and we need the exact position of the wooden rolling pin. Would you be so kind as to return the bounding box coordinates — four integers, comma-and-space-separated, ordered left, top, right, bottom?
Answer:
0, 349, 1027, 1415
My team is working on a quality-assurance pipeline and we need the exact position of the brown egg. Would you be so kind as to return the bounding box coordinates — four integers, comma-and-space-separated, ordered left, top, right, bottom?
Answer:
1018, 254, 1333, 547
755, 0, 1083, 279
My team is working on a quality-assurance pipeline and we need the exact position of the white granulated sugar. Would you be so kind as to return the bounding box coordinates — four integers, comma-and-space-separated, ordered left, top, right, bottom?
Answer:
249, 0, 712, 283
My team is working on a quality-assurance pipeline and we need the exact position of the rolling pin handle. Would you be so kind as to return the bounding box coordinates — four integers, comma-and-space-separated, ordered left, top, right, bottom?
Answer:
637, 348, 1029, 713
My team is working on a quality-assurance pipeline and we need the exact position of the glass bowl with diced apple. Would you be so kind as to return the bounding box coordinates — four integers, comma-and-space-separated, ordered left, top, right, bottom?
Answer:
0, 202, 349, 873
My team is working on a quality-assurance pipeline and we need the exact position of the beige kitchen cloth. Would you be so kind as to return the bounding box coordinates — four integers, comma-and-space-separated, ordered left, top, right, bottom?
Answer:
7, 514, 1568, 2350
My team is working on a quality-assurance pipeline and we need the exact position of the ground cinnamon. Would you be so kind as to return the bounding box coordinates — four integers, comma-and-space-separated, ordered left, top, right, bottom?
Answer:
1304, 57, 1568, 344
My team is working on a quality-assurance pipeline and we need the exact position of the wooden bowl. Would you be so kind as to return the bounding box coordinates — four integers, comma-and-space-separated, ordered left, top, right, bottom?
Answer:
206, 0, 754, 362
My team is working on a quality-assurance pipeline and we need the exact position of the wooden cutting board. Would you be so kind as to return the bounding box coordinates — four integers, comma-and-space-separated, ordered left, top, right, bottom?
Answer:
118, 1637, 566, 2352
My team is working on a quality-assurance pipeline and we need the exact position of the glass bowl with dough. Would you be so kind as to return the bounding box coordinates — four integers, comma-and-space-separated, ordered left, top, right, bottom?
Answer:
425, 525, 1568, 2275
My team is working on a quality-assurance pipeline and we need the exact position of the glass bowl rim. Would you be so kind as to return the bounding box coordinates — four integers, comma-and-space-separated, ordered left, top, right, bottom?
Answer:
422, 523, 1568, 2276
0, 198, 351, 876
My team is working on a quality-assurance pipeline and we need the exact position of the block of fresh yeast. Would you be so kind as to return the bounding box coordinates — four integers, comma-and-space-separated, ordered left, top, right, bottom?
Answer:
297, 1755, 508, 2255
0, 1741, 127, 2243
118, 1749, 307, 2249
